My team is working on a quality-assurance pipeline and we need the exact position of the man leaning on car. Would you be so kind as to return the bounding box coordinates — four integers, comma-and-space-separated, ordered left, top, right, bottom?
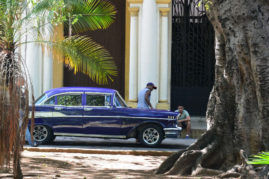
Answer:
137, 82, 157, 109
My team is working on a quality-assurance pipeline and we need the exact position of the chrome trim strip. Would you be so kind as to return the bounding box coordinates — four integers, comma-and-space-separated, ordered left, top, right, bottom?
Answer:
84, 106, 111, 108
33, 113, 175, 120
165, 132, 178, 135
54, 105, 84, 108
52, 92, 84, 95
54, 133, 126, 139
164, 127, 182, 131
81, 116, 174, 120
85, 92, 112, 95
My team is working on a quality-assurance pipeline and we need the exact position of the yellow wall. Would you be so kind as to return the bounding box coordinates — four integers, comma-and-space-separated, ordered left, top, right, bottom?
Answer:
125, 0, 131, 102
52, 25, 64, 88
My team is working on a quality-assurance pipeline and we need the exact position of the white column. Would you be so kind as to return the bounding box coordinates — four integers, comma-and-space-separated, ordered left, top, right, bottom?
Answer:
159, 8, 170, 103
139, 0, 158, 107
43, 47, 53, 92
26, 43, 42, 99
42, 21, 53, 93
129, 8, 139, 101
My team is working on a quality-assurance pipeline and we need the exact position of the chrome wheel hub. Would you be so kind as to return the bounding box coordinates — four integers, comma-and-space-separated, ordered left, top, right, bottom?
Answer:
142, 128, 159, 145
33, 125, 48, 142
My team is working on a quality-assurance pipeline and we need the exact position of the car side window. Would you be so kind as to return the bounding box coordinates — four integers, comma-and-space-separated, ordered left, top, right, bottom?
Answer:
86, 94, 111, 107
57, 94, 82, 106
43, 96, 55, 105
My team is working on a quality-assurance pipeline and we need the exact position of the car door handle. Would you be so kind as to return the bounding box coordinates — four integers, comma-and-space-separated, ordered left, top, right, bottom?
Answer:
84, 108, 93, 111
54, 107, 63, 111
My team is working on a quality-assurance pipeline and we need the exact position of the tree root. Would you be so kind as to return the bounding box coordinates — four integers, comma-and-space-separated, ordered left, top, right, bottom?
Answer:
191, 167, 223, 176
157, 128, 268, 178
156, 128, 218, 175
188, 128, 217, 150
218, 164, 258, 178
167, 150, 203, 175
155, 149, 187, 174
218, 172, 241, 178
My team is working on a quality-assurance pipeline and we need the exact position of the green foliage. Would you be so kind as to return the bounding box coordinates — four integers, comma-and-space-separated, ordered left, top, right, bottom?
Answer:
32, 0, 116, 32
30, 0, 67, 25
0, 0, 117, 85
57, 94, 82, 106
248, 152, 269, 165
198, 0, 212, 11
86, 94, 111, 106
69, 0, 116, 32
52, 35, 117, 84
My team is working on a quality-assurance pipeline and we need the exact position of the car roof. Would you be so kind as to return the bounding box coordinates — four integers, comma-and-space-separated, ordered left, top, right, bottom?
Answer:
45, 87, 116, 97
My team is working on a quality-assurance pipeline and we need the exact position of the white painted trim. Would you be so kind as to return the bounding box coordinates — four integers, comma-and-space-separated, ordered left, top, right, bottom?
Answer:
54, 133, 126, 139
33, 111, 176, 120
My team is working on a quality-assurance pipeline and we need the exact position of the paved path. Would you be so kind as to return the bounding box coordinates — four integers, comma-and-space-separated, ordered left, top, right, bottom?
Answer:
24, 137, 197, 156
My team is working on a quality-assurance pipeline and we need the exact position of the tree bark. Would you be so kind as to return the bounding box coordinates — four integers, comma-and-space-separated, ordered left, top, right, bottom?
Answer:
0, 53, 30, 179
157, 0, 269, 176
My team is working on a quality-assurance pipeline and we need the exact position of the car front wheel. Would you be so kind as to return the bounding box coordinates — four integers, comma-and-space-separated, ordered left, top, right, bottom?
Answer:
33, 125, 54, 144
138, 125, 164, 147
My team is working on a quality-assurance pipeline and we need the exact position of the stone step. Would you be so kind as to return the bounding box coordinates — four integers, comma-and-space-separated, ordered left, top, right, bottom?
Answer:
180, 129, 206, 139
191, 116, 207, 130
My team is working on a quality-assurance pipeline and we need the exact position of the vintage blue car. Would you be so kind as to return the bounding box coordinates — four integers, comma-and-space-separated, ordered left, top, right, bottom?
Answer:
32, 87, 181, 147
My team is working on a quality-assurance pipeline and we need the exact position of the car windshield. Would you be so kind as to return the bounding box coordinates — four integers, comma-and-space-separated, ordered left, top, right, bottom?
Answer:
35, 93, 47, 105
114, 92, 127, 108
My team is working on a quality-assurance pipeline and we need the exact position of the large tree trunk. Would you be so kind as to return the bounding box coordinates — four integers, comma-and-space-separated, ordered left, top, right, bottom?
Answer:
157, 0, 269, 177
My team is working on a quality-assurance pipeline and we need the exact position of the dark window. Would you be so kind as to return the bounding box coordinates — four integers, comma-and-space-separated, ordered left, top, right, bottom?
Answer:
57, 94, 82, 106
86, 94, 111, 106
44, 97, 55, 105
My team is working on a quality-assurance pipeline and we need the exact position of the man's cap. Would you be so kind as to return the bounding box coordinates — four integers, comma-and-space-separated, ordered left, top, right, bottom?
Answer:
147, 82, 157, 89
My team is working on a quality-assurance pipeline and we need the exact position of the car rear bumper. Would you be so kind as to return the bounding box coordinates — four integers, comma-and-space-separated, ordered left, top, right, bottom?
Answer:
163, 127, 182, 138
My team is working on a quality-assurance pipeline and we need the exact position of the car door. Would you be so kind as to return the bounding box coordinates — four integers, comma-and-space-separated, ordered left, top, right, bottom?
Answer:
83, 92, 124, 138
34, 94, 56, 124
52, 93, 84, 135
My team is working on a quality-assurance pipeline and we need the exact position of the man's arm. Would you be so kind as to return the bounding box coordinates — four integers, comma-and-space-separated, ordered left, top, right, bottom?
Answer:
178, 116, 191, 122
145, 90, 153, 109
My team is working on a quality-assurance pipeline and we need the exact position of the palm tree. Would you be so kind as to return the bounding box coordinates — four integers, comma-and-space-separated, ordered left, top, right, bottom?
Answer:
0, 0, 116, 178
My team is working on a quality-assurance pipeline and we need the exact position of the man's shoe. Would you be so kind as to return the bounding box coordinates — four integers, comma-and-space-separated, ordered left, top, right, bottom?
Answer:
185, 135, 191, 139
32, 141, 39, 147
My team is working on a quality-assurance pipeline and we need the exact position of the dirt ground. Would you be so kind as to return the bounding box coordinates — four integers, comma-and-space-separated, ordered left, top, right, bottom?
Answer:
0, 151, 212, 179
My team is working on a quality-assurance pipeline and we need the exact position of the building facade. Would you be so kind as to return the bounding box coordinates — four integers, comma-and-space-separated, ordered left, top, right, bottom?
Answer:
25, 0, 215, 116
126, 0, 172, 110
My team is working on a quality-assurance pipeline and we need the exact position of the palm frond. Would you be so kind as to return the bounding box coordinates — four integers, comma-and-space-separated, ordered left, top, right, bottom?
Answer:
67, 0, 116, 33
31, 0, 116, 33
248, 152, 269, 165
30, 0, 63, 14
52, 35, 117, 84
0, 0, 28, 49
